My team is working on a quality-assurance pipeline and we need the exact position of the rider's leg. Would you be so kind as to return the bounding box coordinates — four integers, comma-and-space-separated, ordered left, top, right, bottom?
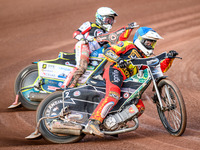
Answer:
64, 40, 90, 88
68, 59, 88, 88
83, 66, 125, 137
61, 67, 77, 88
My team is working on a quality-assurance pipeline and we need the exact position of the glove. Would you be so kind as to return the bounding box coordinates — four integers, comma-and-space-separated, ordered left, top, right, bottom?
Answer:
167, 50, 178, 58
127, 22, 139, 29
103, 44, 109, 50
117, 59, 128, 68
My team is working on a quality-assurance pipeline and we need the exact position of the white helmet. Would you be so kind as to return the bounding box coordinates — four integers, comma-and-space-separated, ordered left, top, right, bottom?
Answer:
95, 7, 118, 31
133, 27, 163, 56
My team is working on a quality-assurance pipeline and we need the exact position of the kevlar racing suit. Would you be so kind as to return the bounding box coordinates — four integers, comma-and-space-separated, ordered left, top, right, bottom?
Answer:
63, 21, 133, 88
89, 41, 175, 123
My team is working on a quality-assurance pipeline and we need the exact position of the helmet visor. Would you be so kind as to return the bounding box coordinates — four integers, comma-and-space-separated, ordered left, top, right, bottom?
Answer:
103, 16, 114, 25
143, 39, 157, 50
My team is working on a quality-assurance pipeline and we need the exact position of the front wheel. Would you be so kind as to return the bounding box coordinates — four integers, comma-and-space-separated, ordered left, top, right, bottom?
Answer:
36, 91, 85, 144
156, 79, 187, 136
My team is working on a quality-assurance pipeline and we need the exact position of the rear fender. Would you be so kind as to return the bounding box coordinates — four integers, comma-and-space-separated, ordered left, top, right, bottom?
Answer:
32, 61, 38, 64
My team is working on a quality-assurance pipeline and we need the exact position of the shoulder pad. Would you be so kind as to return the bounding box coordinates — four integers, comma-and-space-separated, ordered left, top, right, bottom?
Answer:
117, 41, 124, 47
91, 23, 102, 29
79, 21, 91, 32
124, 41, 133, 45
117, 41, 132, 47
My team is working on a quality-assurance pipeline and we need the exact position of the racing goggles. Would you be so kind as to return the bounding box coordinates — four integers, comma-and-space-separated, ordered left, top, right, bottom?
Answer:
103, 16, 115, 25
141, 38, 157, 50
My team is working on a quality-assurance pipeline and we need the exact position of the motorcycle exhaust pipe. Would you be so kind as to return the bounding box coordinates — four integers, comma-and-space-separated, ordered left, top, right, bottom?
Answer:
102, 118, 139, 135
29, 92, 49, 102
51, 121, 82, 136
51, 128, 81, 136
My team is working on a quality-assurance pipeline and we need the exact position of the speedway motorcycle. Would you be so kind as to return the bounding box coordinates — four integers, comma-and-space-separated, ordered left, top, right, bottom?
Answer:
26, 52, 187, 143
8, 23, 139, 110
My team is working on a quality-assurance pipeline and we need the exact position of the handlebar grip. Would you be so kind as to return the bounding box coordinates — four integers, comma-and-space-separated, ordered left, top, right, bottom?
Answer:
168, 56, 182, 59
126, 25, 139, 30
125, 27, 132, 30
175, 56, 182, 59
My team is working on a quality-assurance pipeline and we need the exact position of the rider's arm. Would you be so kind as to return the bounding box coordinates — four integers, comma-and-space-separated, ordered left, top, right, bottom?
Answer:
73, 21, 92, 40
103, 47, 121, 63
103, 41, 128, 62
103, 41, 134, 62
160, 50, 178, 72
118, 22, 138, 41
118, 27, 133, 41
160, 58, 174, 73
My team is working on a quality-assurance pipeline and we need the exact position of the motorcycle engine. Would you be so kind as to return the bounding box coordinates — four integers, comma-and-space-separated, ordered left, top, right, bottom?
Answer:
103, 104, 139, 131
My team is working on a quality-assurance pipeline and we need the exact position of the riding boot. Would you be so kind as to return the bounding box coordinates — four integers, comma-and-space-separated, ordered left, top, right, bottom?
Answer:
82, 119, 104, 138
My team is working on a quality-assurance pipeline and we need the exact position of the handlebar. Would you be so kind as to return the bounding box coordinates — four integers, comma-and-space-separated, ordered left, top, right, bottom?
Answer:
125, 52, 182, 67
125, 24, 139, 30
168, 56, 182, 59
116, 53, 182, 69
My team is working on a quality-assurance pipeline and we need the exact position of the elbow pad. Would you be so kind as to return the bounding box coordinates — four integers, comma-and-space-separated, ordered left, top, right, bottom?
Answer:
104, 48, 120, 62
73, 31, 84, 40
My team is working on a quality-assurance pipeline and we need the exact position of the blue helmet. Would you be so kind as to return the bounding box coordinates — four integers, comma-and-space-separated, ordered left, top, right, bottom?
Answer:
133, 27, 163, 56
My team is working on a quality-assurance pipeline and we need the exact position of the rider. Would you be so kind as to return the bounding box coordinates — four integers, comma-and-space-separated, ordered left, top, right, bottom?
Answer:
82, 26, 179, 137
63, 7, 134, 88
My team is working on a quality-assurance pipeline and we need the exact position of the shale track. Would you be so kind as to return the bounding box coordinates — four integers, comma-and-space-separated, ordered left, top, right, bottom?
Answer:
0, 0, 200, 149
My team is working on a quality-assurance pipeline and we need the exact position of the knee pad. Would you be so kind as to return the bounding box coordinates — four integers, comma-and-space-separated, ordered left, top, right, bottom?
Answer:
107, 86, 121, 101
108, 91, 120, 101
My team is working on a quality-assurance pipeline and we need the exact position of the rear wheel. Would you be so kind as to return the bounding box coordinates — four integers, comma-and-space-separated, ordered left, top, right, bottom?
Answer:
156, 79, 187, 136
36, 91, 85, 144
15, 64, 40, 110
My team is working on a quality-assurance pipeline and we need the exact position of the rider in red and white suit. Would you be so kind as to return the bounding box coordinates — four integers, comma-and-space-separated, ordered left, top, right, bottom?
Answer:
63, 7, 133, 88
82, 26, 178, 137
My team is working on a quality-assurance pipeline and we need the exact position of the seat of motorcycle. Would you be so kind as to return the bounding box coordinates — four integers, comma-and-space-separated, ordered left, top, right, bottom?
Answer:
86, 76, 106, 87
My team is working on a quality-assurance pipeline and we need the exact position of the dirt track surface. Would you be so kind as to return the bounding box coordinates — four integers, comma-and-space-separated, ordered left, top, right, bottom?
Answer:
0, 0, 200, 149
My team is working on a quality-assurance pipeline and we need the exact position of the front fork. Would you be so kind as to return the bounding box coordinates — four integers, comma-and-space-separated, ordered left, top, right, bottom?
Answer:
149, 71, 165, 110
